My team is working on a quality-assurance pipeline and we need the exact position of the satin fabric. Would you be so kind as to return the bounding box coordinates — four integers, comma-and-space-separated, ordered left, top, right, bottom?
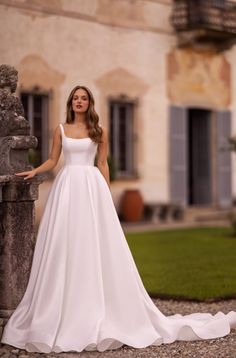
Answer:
1, 124, 236, 353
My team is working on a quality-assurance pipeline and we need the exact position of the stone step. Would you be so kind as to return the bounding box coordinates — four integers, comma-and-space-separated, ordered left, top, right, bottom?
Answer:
184, 207, 230, 223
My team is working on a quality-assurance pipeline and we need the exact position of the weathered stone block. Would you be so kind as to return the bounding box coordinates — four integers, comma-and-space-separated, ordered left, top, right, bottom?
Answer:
0, 65, 44, 326
0, 136, 38, 175
0, 201, 36, 311
0, 65, 30, 137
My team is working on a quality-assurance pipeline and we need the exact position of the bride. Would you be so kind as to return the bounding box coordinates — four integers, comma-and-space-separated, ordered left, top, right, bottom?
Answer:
1, 85, 236, 353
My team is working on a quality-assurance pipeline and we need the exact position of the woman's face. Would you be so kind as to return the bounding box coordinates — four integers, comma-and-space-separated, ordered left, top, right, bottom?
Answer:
72, 88, 90, 114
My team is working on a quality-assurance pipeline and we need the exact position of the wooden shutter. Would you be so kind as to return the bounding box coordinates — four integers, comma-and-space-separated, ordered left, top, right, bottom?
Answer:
169, 106, 188, 206
216, 111, 232, 208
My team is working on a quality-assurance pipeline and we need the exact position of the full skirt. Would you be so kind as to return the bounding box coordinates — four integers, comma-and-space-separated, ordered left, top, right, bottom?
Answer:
2, 165, 236, 352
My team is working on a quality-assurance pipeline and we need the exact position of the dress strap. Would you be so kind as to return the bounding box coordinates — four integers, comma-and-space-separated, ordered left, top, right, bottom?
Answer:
59, 123, 65, 137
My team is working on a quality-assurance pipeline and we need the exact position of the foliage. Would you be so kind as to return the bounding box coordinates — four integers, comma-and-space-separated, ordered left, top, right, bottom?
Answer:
228, 136, 236, 152
28, 148, 41, 167
94, 155, 117, 181
107, 155, 117, 182
228, 210, 236, 237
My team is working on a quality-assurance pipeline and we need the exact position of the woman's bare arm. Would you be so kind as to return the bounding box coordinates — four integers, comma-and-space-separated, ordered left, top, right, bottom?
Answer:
96, 126, 110, 189
15, 125, 62, 180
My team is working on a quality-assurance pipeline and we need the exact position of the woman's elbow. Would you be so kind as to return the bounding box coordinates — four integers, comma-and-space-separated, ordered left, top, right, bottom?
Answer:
48, 157, 58, 169
97, 159, 108, 168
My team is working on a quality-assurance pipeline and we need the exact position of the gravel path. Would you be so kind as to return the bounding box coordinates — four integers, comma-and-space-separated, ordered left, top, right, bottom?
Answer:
1, 299, 235, 358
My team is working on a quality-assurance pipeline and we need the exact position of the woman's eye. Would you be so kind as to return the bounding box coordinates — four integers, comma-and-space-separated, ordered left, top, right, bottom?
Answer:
73, 96, 88, 101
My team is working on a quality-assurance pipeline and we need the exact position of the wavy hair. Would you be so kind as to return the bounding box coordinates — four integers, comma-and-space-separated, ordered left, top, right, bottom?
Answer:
65, 85, 103, 144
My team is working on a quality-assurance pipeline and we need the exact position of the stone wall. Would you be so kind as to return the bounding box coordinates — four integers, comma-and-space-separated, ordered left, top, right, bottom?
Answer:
0, 64, 43, 329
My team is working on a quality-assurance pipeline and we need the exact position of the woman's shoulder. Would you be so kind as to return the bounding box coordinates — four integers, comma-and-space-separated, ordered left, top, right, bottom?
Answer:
54, 123, 63, 132
98, 124, 108, 141
61, 123, 70, 128
53, 123, 66, 137
98, 123, 107, 132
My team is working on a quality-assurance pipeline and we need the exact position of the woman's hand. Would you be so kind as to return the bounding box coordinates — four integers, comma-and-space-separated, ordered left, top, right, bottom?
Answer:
15, 169, 37, 180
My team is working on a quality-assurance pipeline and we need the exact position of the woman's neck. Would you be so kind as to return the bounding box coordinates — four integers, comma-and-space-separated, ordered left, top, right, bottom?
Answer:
74, 113, 86, 125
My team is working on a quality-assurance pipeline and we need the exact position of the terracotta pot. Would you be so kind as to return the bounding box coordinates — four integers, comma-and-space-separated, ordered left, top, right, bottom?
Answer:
120, 189, 144, 222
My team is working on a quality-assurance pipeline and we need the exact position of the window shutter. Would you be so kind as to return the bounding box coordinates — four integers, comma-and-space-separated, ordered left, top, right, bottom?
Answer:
169, 106, 188, 206
216, 110, 232, 208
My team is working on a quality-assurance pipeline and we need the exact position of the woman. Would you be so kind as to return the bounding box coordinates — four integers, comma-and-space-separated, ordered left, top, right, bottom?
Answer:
1, 85, 236, 353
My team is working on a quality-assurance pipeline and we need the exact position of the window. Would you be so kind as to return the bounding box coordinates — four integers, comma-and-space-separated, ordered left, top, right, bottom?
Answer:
21, 92, 49, 166
109, 101, 135, 178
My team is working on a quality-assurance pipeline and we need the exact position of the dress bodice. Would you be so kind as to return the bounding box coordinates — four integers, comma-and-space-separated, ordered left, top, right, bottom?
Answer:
60, 124, 98, 166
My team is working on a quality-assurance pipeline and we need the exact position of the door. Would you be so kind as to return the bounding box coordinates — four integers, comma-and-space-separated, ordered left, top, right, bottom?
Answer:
169, 106, 232, 207
188, 109, 212, 205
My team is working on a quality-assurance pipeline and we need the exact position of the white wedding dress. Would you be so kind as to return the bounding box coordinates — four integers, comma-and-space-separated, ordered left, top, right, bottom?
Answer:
1, 123, 236, 353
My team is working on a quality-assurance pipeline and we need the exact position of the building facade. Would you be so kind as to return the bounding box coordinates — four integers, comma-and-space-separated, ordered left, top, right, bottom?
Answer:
1, 0, 236, 221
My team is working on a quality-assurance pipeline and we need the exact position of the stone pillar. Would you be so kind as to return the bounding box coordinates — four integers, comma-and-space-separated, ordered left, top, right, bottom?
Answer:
0, 65, 44, 335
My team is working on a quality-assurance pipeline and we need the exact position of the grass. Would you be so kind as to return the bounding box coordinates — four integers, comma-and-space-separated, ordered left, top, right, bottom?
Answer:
126, 227, 236, 301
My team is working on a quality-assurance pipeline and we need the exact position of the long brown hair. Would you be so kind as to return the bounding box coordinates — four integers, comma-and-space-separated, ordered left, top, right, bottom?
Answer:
65, 85, 103, 143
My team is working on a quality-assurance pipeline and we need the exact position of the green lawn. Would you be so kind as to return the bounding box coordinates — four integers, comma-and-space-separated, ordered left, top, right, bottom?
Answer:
126, 227, 236, 301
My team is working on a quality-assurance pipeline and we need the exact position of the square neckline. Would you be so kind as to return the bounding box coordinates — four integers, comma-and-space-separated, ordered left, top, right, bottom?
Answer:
60, 124, 91, 140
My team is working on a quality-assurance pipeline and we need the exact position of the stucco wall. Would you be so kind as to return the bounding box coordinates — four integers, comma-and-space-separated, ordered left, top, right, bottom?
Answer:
0, 0, 174, 216
1, 0, 236, 219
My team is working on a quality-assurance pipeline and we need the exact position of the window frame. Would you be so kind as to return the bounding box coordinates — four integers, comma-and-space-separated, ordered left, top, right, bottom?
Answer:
21, 91, 49, 165
109, 99, 136, 179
